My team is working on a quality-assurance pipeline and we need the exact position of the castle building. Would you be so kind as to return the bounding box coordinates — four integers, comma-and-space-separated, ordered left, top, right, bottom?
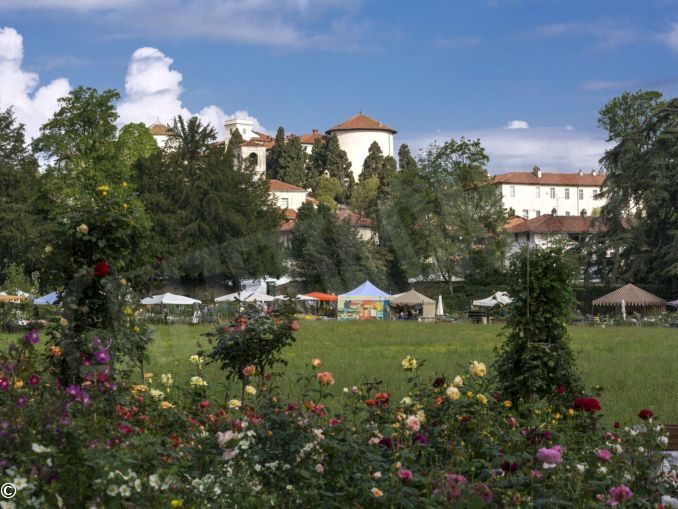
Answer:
492, 166, 607, 219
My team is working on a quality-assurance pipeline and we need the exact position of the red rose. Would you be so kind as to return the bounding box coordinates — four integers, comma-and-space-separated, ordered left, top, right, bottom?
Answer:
638, 408, 654, 421
555, 385, 566, 394
574, 397, 601, 413
94, 260, 110, 278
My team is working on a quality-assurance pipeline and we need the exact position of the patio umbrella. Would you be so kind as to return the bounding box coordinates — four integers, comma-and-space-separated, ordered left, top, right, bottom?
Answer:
141, 293, 201, 305
436, 295, 444, 316
621, 299, 626, 320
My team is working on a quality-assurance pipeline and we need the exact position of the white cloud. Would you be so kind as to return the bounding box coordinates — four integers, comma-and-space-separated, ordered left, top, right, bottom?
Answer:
117, 46, 265, 137
402, 126, 610, 173
505, 120, 529, 129
535, 21, 637, 50
0, 0, 361, 49
661, 22, 678, 52
579, 80, 630, 91
0, 26, 71, 140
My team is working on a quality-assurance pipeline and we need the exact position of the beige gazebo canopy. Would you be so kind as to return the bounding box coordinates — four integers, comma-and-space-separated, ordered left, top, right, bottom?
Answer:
592, 284, 665, 315
390, 290, 436, 319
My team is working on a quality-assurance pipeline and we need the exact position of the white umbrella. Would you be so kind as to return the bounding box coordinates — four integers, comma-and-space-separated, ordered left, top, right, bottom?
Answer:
621, 299, 626, 321
141, 293, 201, 305
436, 295, 444, 316
296, 294, 318, 301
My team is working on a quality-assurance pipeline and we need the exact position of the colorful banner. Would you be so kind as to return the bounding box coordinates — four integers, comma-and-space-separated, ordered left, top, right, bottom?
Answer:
337, 298, 389, 320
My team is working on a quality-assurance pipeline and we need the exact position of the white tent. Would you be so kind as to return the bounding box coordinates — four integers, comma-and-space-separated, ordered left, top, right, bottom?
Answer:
141, 293, 201, 305
34, 292, 59, 305
436, 295, 444, 316
472, 291, 512, 308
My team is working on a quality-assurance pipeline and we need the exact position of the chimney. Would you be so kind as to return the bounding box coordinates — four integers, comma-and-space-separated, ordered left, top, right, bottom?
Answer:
312, 129, 318, 134
532, 165, 542, 178
577, 169, 583, 176
591, 169, 598, 176
551, 208, 557, 216
580, 209, 587, 217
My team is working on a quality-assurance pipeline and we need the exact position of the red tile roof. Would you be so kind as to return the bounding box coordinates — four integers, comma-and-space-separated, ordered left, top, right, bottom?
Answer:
240, 132, 276, 150
492, 172, 605, 186
506, 215, 608, 234
306, 196, 319, 205
336, 207, 374, 227
326, 113, 397, 134
269, 179, 307, 193
298, 132, 327, 145
282, 208, 297, 220
505, 215, 527, 229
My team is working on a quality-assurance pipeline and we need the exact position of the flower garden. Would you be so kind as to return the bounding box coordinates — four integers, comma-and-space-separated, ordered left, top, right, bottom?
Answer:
1, 315, 677, 508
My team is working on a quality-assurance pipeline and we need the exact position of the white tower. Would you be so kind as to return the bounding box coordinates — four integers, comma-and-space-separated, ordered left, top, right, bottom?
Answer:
224, 118, 255, 146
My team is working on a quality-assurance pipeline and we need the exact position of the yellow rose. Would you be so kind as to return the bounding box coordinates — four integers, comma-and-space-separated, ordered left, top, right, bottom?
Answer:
228, 399, 242, 409
466, 391, 474, 399
160, 401, 175, 409
59, 317, 69, 327
170, 500, 183, 508
132, 326, 140, 333
568, 408, 575, 417
477, 394, 488, 405
119, 278, 128, 286
311, 358, 322, 368
371, 488, 383, 497
503, 400, 512, 408
470, 361, 487, 377
123, 203, 129, 210
190, 376, 207, 387
15, 379, 24, 389
401, 355, 417, 371
453, 375, 464, 387
445, 386, 461, 400
76, 223, 89, 234
44, 244, 54, 253
245, 385, 257, 396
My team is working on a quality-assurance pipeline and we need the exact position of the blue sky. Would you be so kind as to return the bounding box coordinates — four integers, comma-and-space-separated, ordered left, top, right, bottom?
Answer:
1, 0, 676, 172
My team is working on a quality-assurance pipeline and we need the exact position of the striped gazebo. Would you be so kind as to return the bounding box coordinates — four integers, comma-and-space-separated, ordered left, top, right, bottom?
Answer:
592, 284, 666, 316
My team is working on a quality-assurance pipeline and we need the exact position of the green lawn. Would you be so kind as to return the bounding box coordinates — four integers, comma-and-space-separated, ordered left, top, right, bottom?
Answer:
3, 321, 677, 425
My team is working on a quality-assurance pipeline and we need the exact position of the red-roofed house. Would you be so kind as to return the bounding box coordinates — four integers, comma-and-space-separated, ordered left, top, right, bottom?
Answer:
268, 179, 310, 211
298, 129, 326, 152
492, 166, 607, 220
336, 205, 376, 241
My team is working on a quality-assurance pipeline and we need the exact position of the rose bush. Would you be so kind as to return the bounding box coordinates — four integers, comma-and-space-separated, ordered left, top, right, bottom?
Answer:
1, 327, 676, 508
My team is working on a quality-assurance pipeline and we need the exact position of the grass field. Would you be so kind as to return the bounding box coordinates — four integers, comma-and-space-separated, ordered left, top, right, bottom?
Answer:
3, 321, 677, 425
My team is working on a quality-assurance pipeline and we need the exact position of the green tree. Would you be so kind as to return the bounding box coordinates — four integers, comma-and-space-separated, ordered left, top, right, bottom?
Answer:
277, 135, 307, 187
493, 245, 583, 402
383, 138, 506, 292
225, 127, 245, 170
599, 94, 678, 287
0, 107, 50, 279
314, 176, 342, 210
324, 133, 354, 202
141, 116, 283, 287
360, 141, 384, 181
291, 203, 386, 292
598, 90, 665, 142
266, 127, 287, 180
350, 176, 379, 216
305, 139, 326, 192
33, 87, 125, 203
398, 143, 417, 173
115, 122, 158, 169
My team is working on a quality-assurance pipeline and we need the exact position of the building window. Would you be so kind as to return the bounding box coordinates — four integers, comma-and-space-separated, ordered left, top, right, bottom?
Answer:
594, 189, 599, 199
578, 189, 583, 200
564, 188, 570, 200
535, 210, 541, 217
510, 186, 515, 197
522, 209, 529, 219
549, 188, 555, 199
535, 187, 540, 198
281, 197, 289, 209
565, 211, 570, 216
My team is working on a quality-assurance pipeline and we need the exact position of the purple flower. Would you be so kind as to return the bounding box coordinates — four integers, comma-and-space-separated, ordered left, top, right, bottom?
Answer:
16, 395, 28, 408
379, 437, 393, 450
413, 433, 429, 446
596, 449, 613, 462
0, 377, 8, 390
432, 377, 446, 388
501, 461, 519, 473
94, 349, 110, 364
65, 385, 81, 398
471, 482, 492, 504
607, 485, 633, 506
24, 329, 39, 345
537, 446, 563, 468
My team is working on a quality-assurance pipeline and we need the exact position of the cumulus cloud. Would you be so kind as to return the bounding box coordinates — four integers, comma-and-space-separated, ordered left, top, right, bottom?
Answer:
117, 46, 265, 137
402, 126, 610, 173
505, 120, 529, 129
0, 26, 71, 140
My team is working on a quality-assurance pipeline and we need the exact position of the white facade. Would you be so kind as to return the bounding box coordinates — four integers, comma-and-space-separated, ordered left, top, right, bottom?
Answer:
224, 118, 255, 145
493, 169, 606, 219
236, 145, 267, 179
334, 130, 394, 180
270, 189, 307, 211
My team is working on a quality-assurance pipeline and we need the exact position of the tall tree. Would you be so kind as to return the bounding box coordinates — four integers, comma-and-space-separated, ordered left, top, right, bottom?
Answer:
383, 138, 506, 292
324, 133, 353, 203
291, 203, 386, 292
305, 139, 326, 192
116, 122, 158, 169
225, 127, 244, 170
360, 141, 384, 181
266, 127, 287, 180
598, 90, 665, 142
398, 144, 417, 173
599, 93, 678, 287
0, 107, 49, 280
277, 135, 307, 187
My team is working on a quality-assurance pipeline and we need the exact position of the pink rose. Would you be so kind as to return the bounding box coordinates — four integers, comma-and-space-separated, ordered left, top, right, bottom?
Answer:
397, 468, 412, 483
596, 449, 612, 462
406, 415, 421, 432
